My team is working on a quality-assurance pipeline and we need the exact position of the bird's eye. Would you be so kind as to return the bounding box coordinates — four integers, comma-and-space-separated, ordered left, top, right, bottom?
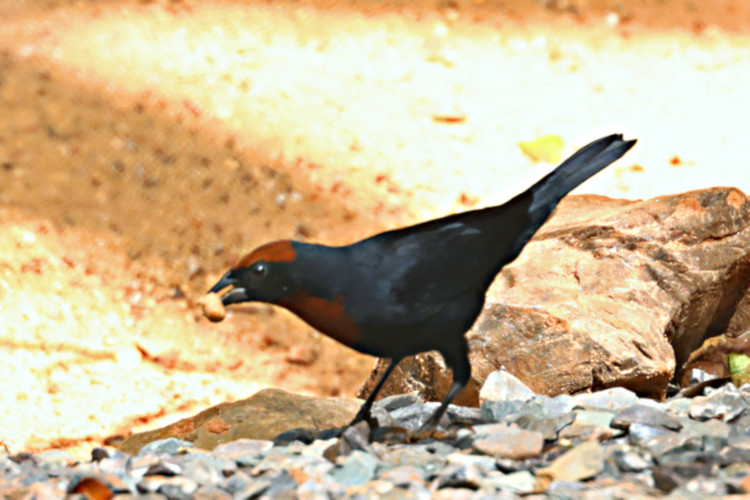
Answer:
251, 262, 267, 278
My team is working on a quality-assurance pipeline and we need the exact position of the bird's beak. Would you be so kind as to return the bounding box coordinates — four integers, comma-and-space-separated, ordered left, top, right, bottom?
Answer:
208, 271, 249, 305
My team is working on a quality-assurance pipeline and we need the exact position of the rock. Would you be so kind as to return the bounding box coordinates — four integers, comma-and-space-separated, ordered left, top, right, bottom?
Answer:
378, 445, 447, 476
137, 438, 194, 457
478, 369, 536, 403
513, 413, 557, 441
480, 399, 546, 422
558, 410, 622, 441
533, 394, 575, 418
360, 189, 750, 403
689, 383, 747, 421
730, 413, 750, 449
537, 440, 604, 482
611, 404, 683, 431
330, 450, 378, 487
481, 470, 537, 494
445, 453, 498, 475
471, 424, 544, 460
609, 445, 653, 472
210, 439, 273, 466
434, 463, 482, 489
378, 465, 426, 487
119, 389, 361, 454
570, 387, 639, 411
374, 394, 421, 412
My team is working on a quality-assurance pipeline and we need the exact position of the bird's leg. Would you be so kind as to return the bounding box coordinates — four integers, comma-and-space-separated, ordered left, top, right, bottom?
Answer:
350, 357, 403, 426
419, 338, 471, 432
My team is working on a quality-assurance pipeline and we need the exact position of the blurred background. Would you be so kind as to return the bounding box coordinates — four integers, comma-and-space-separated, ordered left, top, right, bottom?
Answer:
1, 0, 749, 457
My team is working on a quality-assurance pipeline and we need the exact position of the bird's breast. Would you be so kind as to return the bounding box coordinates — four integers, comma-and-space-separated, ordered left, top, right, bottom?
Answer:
278, 292, 362, 348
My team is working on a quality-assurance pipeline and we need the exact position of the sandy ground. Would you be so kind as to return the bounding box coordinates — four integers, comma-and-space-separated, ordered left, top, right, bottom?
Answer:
1, 0, 749, 458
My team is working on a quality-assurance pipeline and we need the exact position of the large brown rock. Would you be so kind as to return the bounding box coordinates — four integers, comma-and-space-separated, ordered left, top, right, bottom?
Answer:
359, 188, 750, 404
119, 388, 360, 454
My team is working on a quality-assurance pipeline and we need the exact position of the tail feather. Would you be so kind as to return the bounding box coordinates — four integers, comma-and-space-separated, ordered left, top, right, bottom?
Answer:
530, 134, 637, 215
501, 134, 636, 259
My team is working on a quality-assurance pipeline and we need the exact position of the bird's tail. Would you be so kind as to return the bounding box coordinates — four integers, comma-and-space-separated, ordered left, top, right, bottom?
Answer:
529, 134, 637, 216
496, 134, 635, 259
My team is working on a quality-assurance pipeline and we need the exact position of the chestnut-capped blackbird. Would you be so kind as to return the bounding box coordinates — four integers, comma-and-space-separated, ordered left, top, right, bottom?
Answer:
208, 134, 636, 429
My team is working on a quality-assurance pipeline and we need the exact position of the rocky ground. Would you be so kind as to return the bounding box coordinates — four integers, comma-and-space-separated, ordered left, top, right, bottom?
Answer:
4, 372, 750, 498
1, 0, 750, 460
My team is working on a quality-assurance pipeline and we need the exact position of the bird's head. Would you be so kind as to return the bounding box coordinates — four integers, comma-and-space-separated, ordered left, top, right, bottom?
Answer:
209, 240, 300, 305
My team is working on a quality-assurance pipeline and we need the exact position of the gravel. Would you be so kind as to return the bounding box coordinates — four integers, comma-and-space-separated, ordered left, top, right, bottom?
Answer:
3, 379, 750, 498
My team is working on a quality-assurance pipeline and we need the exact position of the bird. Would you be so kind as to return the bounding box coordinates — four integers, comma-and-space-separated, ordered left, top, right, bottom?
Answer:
207, 134, 636, 430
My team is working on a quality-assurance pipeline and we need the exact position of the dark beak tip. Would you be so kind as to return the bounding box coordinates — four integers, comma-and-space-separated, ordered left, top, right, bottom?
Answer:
208, 272, 235, 295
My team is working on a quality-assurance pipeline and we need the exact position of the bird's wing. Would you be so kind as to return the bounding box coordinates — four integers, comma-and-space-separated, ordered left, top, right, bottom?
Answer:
345, 201, 530, 325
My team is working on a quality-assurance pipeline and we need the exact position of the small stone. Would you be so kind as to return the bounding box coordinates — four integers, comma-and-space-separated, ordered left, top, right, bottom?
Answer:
664, 397, 692, 415
379, 445, 446, 476
729, 413, 750, 449
678, 416, 731, 440
138, 476, 198, 498
211, 438, 273, 465
259, 469, 297, 498
301, 437, 340, 458
472, 425, 544, 460
720, 446, 750, 465
431, 488, 474, 500
375, 394, 421, 412
611, 404, 683, 431
557, 410, 620, 441
627, 423, 673, 445
610, 446, 653, 472
480, 400, 546, 423
445, 453, 497, 475
434, 463, 481, 489
689, 383, 747, 421
702, 434, 729, 453
137, 438, 194, 457
222, 470, 270, 498
67, 475, 126, 498
193, 485, 232, 499
651, 466, 683, 493
389, 402, 450, 430
330, 450, 378, 487
378, 465, 426, 487
513, 413, 557, 441
479, 370, 536, 403
571, 410, 622, 436
166, 452, 226, 484
144, 462, 181, 477
537, 440, 604, 482
571, 387, 638, 411
38, 450, 73, 476
545, 480, 586, 498
533, 394, 575, 418
446, 405, 486, 426
481, 470, 537, 494
683, 476, 728, 496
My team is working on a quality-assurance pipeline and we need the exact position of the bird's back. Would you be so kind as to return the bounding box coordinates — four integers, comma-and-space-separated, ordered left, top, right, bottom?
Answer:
341, 134, 636, 328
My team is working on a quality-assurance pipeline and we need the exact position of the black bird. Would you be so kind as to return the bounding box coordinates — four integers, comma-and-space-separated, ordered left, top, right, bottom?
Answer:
208, 134, 637, 429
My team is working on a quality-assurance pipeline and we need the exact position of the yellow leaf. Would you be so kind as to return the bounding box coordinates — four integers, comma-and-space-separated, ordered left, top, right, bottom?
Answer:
518, 135, 565, 163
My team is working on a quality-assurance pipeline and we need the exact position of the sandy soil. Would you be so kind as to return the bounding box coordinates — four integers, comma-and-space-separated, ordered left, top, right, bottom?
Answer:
1, 0, 749, 458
